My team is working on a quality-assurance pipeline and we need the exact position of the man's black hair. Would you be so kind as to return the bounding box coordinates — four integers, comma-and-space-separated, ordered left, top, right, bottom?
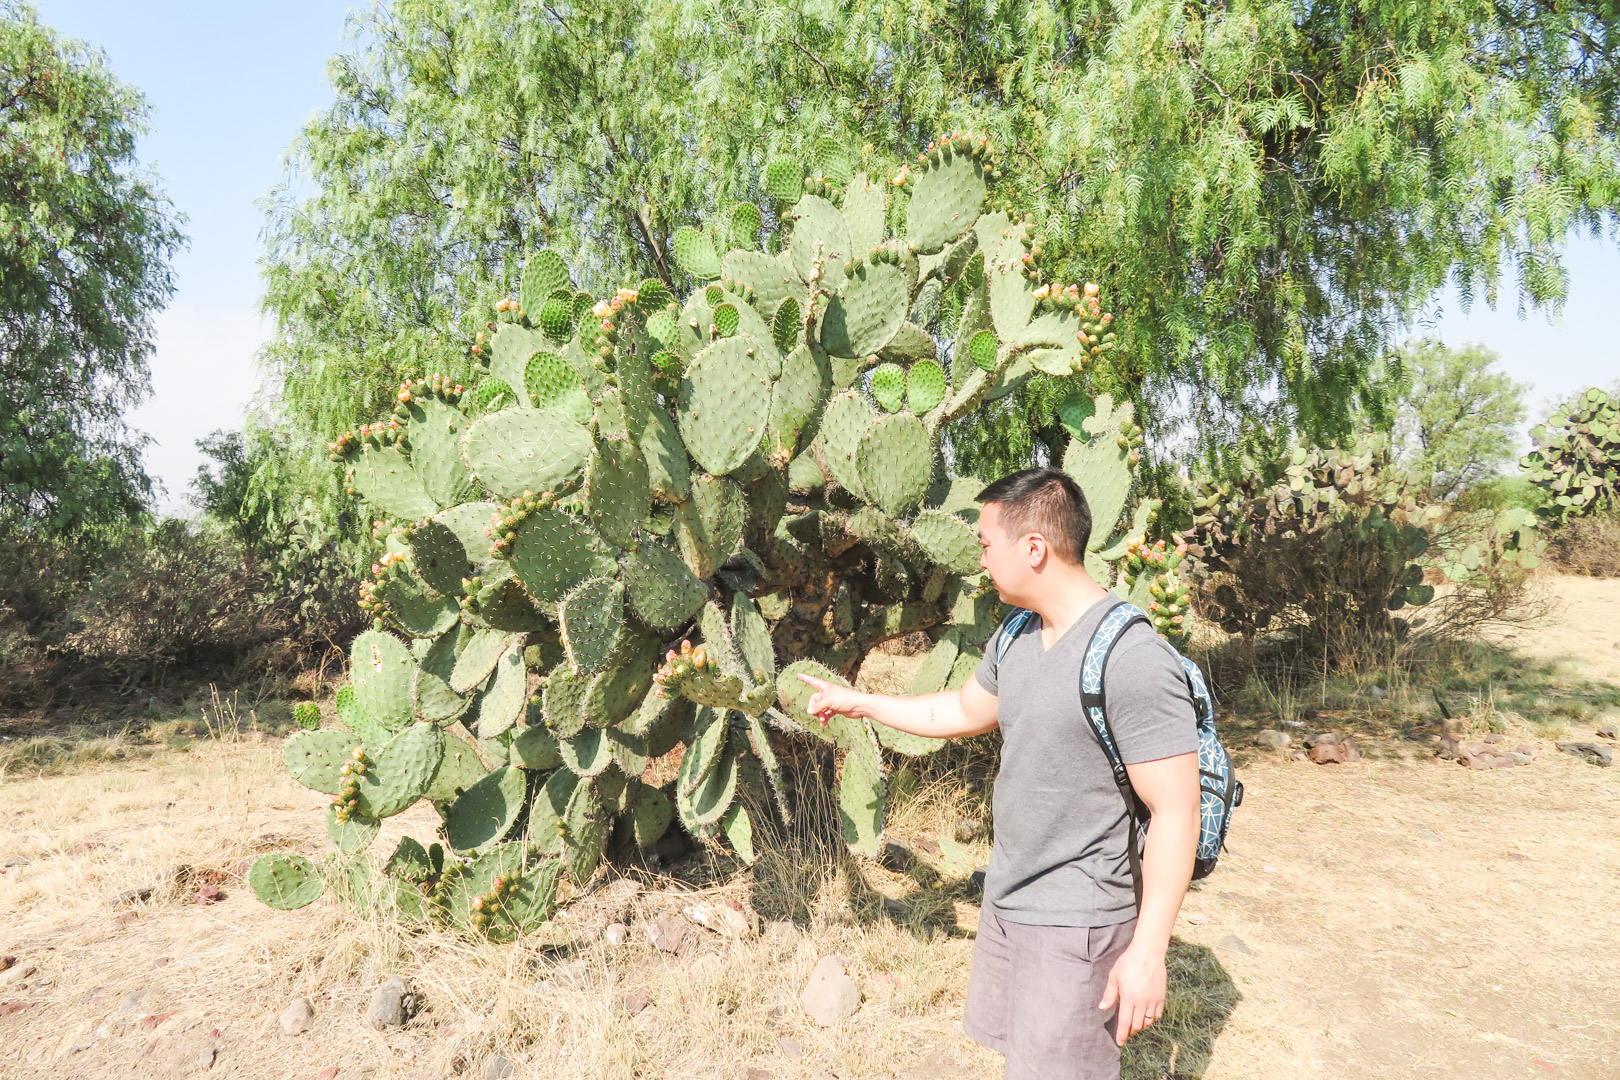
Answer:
975, 468, 1092, 563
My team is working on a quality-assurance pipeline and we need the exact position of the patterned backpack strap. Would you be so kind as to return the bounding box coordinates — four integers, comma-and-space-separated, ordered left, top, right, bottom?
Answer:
1078, 600, 1150, 792
993, 607, 1035, 668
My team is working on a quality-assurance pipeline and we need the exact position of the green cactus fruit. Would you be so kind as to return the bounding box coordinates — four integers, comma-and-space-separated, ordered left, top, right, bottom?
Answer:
712, 302, 740, 337
352, 444, 438, 521
325, 805, 381, 855
522, 250, 572, 315
284, 728, 360, 795
450, 628, 510, 692
869, 363, 906, 413
677, 337, 772, 477
559, 577, 626, 673
771, 296, 802, 354
671, 225, 721, 280
674, 473, 745, 579
820, 390, 878, 500
509, 507, 617, 601
444, 764, 528, 854
473, 644, 527, 739
249, 854, 324, 910
730, 201, 764, 249
837, 720, 887, 857
423, 732, 485, 802
351, 629, 415, 731
788, 193, 851, 283
906, 146, 987, 254
856, 413, 932, 518
621, 541, 706, 632
460, 407, 592, 500
821, 261, 906, 359
968, 329, 999, 372
354, 722, 444, 818
905, 360, 948, 414
524, 351, 592, 423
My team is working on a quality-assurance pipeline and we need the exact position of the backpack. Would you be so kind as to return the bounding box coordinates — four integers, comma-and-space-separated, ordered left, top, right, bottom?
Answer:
996, 599, 1241, 880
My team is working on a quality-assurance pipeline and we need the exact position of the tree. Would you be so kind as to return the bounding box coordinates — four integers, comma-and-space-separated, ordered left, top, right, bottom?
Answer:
1392, 338, 1529, 502
0, 4, 184, 531
259, 0, 1620, 495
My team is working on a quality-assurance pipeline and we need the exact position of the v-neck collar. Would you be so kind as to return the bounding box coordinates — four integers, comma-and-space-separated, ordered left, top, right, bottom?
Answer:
1028, 593, 1115, 656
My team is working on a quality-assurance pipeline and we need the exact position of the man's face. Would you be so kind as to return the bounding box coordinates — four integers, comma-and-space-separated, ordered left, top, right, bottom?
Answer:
977, 502, 1036, 602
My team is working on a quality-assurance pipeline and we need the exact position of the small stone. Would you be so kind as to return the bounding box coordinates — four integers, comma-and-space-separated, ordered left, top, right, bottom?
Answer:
112, 887, 153, 906
647, 912, 690, 954
1556, 741, 1613, 767
1217, 934, 1254, 956
366, 976, 418, 1029
483, 1054, 516, 1079
1436, 736, 1462, 761
622, 989, 651, 1015
684, 898, 755, 938
1507, 752, 1536, 766
745, 1070, 774, 1080
1185, 912, 1208, 925
762, 920, 797, 940
1596, 723, 1617, 740
1304, 732, 1344, 748
778, 1035, 804, 1059
0, 963, 36, 988
1415, 829, 1440, 842
1308, 741, 1348, 764
1483, 733, 1505, 744
1287, 750, 1308, 761
195, 1045, 218, 1071
279, 996, 315, 1036
603, 922, 629, 945
911, 837, 940, 855
688, 953, 724, 979
1254, 729, 1290, 748
800, 954, 861, 1027
2, 856, 27, 868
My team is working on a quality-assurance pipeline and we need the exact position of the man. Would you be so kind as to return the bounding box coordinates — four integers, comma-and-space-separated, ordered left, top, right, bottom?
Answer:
798, 467, 1200, 1079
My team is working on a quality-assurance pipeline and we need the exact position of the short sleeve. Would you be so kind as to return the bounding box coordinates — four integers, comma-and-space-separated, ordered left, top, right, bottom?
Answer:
973, 624, 1001, 696
1102, 626, 1199, 765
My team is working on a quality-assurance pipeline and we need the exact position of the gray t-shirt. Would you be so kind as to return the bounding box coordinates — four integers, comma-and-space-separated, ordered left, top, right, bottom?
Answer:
974, 593, 1198, 927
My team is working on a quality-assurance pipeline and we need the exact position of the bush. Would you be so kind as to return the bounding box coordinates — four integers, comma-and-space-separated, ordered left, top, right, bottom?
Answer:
1188, 437, 1437, 661
1522, 386, 1620, 522
1544, 513, 1620, 577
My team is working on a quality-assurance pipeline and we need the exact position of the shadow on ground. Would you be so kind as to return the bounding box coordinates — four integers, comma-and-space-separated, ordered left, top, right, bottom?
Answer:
1123, 938, 1241, 1079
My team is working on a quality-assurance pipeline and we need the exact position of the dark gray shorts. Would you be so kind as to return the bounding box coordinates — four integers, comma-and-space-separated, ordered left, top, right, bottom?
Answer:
963, 907, 1137, 1079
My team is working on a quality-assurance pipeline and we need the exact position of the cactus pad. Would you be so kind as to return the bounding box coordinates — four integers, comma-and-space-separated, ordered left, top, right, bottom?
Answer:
909, 509, 983, 574
353, 445, 438, 521
677, 337, 772, 477
788, 194, 851, 282
444, 764, 528, 853
356, 722, 445, 818
837, 723, 887, 856
819, 390, 878, 500
621, 541, 706, 632
558, 726, 614, 776
559, 577, 626, 672
473, 645, 527, 738
509, 507, 618, 602
461, 407, 592, 500
522, 250, 572, 314
325, 806, 380, 855
524, 352, 592, 423
284, 729, 360, 795
856, 413, 932, 518
674, 473, 745, 579
841, 172, 886, 254
671, 226, 721, 280
351, 630, 415, 731
905, 360, 948, 414
585, 435, 650, 549
541, 664, 589, 738
450, 628, 510, 692
248, 854, 325, 910
764, 155, 804, 202
769, 343, 830, 454
906, 148, 986, 254
869, 363, 906, 413
821, 262, 906, 359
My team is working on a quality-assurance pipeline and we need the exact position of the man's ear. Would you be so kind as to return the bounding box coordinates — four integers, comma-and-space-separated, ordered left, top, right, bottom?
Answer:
1025, 532, 1048, 568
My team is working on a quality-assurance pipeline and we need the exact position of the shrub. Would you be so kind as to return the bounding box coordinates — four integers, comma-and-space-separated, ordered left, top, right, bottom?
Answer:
1522, 386, 1620, 522
1544, 513, 1620, 577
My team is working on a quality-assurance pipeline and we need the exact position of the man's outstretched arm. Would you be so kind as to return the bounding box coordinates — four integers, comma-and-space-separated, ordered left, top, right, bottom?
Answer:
797, 673, 1000, 739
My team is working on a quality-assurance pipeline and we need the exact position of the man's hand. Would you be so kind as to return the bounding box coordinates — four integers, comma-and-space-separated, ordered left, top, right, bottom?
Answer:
1098, 942, 1167, 1045
796, 673, 867, 724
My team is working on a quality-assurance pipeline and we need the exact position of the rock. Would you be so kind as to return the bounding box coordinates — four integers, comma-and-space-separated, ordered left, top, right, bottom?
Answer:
647, 912, 690, 954
745, 1070, 774, 1080
0, 963, 36, 988
799, 955, 861, 1027
1308, 737, 1360, 764
1597, 723, 1617, 740
684, 898, 755, 938
1287, 750, 1309, 761
1254, 729, 1290, 748
0, 956, 12, 973
1216, 934, 1254, 956
1304, 732, 1344, 748
366, 976, 418, 1029
1436, 736, 1463, 761
1556, 742, 1613, 767
911, 837, 940, 856
116, 988, 145, 1011
2, 856, 28, 868
953, 817, 986, 843
596, 877, 642, 925
279, 996, 315, 1036
482, 1055, 516, 1079
778, 1035, 804, 1059
193, 884, 224, 905
1483, 733, 1505, 744
602, 922, 629, 946
1185, 912, 1208, 925
195, 1045, 218, 1071
1415, 829, 1440, 842
1507, 752, 1536, 766
622, 989, 651, 1015
688, 953, 724, 979
1459, 743, 1517, 770
111, 887, 154, 906
762, 920, 797, 941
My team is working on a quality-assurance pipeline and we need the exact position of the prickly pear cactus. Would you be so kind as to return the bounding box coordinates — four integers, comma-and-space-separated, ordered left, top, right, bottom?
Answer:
1522, 386, 1620, 522
254, 131, 1168, 935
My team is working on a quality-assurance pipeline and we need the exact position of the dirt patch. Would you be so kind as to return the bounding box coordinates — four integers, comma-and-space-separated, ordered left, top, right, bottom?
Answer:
1488, 573, 1620, 686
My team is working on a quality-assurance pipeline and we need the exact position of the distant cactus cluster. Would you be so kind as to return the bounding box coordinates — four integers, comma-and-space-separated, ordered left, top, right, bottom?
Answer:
251, 131, 1183, 935
1523, 386, 1620, 522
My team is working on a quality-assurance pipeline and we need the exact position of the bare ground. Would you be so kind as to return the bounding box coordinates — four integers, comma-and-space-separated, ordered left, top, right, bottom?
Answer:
1, 577, 1617, 1079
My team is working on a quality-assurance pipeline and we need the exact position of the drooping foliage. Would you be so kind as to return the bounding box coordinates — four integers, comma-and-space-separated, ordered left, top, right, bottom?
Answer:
250, 134, 1190, 934
0, 3, 183, 531
258, 0, 1620, 506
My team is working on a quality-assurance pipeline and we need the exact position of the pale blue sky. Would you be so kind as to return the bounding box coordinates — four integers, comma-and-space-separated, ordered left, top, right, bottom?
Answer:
32, 2, 1620, 510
